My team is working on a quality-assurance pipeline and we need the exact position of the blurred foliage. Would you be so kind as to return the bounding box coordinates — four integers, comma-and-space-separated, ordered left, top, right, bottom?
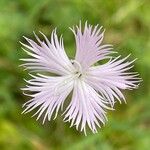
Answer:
0, 0, 150, 150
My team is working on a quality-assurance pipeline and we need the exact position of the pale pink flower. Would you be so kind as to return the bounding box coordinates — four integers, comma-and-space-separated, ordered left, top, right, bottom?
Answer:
21, 22, 141, 135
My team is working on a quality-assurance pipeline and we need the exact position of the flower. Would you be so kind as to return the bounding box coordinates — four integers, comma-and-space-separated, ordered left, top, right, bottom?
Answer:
20, 22, 141, 135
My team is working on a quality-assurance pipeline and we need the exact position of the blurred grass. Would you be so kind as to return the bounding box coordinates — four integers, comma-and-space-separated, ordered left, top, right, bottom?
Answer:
0, 0, 150, 150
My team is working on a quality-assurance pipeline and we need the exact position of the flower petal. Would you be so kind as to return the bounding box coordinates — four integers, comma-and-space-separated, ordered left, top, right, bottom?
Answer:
85, 55, 142, 106
63, 79, 112, 135
20, 29, 75, 75
71, 22, 114, 70
22, 74, 74, 124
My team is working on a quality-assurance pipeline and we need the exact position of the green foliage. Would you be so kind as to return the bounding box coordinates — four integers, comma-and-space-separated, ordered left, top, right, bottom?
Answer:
0, 0, 149, 149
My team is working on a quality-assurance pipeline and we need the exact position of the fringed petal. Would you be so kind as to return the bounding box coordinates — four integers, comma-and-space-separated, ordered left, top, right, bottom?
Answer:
22, 74, 74, 123
20, 29, 75, 75
85, 55, 142, 106
63, 79, 112, 135
71, 22, 114, 70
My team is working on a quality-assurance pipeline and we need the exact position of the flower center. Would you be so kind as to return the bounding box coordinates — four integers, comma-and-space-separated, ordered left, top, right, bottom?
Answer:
71, 60, 83, 78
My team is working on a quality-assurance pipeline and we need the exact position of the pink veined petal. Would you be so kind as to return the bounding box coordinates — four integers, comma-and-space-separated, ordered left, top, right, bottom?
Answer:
85, 55, 142, 107
70, 22, 114, 71
63, 79, 113, 135
22, 74, 74, 124
20, 29, 75, 75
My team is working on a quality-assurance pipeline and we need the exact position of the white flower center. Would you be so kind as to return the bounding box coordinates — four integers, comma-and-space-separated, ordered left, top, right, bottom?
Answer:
54, 60, 83, 96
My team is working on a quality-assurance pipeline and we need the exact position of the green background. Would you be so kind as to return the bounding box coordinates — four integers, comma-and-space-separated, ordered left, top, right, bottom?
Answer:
0, 0, 149, 149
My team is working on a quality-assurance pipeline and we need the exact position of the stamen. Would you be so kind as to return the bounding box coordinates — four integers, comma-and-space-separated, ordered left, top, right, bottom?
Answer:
71, 59, 82, 73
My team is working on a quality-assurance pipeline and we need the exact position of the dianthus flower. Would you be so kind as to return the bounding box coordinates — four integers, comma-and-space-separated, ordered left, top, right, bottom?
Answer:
21, 22, 141, 135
